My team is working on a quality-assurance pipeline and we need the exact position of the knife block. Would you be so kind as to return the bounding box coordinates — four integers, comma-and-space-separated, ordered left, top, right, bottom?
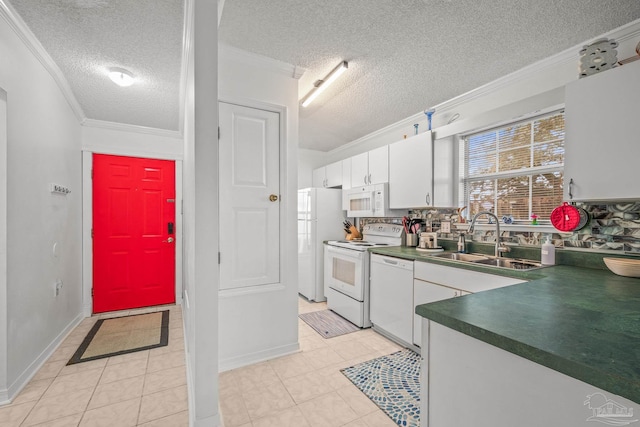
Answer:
346, 226, 362, 240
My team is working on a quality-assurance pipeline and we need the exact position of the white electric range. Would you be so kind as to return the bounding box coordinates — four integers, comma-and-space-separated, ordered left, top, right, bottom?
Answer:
324, 223, 404, 328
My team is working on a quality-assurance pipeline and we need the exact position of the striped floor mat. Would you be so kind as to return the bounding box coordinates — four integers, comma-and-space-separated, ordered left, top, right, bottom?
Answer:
299, 309, 360, 339
342, 349, 421, 427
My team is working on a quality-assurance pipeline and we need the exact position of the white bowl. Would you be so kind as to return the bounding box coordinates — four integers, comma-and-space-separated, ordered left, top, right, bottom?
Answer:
603, 257, 640, 278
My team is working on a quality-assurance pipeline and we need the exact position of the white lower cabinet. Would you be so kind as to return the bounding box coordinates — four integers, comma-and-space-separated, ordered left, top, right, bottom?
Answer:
413, 261, 525, 347
413, 280, 468, 346
369, 257, 526, 350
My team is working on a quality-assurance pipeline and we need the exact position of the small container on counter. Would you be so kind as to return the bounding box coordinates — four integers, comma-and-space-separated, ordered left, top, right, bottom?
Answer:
541, 235, 556, 265
406, 233, 418, 247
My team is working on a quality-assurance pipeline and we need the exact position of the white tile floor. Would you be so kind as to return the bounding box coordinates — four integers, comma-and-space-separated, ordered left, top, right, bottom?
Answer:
0, 304, 188, 427
1, 298, 404, 427
219, 298, 404, 427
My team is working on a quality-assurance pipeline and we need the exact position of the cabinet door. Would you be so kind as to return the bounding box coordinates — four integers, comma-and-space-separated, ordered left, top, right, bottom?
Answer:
325, 161, 343, 188
342, 158, 351, 190
389, 132, 433, 208
433, 135, 455, 206
312, 167, 326, 187
342, 159, 351, 210
351, 152, 369, 186
413, 279, 464, 346
368, 146, 389, 184
564, 60, 640, 201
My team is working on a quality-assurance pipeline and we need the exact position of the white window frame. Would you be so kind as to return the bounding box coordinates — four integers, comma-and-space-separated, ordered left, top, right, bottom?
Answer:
460, 111, 565, 224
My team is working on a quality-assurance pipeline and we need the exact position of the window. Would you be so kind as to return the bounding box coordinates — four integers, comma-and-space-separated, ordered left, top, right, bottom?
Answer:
461, 112, 564, 222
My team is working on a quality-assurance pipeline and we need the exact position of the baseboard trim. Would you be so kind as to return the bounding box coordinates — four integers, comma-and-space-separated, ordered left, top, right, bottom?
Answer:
218, 342, 300, 373
4, 312, 85, 403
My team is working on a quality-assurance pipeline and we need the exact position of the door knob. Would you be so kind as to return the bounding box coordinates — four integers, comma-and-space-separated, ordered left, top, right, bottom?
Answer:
163, 237, 175, 243
269, 194, 279, 202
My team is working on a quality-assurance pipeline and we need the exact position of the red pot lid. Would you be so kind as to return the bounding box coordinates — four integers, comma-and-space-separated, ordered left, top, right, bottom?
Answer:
550, 202, 581, 232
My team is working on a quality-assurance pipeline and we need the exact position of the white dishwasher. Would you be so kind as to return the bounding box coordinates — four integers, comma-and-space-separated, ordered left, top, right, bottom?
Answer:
369, 253, 414, 346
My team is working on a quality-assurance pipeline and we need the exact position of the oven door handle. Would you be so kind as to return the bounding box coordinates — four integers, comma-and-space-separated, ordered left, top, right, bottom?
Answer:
326, 245, 364, 259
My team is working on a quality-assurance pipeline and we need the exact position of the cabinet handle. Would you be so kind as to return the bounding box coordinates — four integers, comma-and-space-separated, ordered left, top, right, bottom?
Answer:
364, 176, 367, 184
454, 291, 459, 297
426, 193, 431, 205
568, 178, 574, 199
368, 174, 371, 184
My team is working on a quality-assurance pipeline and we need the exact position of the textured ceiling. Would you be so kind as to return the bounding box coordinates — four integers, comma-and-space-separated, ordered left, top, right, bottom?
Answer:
219, 0, 640, 151
8, 0, 184, 131
5, 1, 640, 148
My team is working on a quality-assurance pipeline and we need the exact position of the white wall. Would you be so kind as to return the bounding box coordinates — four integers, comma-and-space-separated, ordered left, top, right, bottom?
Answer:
0, 14, 83, 401
298, 148, 327, 189
81, 123, 184, 160
182, 0, 220, 425
0, 90, 7, 402
217, 45, 300, 370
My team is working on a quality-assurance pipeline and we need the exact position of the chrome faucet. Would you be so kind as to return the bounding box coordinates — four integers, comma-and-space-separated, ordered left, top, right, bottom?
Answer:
468, 211, 510, 257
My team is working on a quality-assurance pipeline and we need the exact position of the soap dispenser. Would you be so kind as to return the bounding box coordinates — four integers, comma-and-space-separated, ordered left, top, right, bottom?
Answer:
541, 235, 555, 266
457, 232, 466, 253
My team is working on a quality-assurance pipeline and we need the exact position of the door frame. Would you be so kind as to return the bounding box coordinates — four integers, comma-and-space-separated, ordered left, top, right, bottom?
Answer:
82, 150, 183, 316
217, 97, 291, 300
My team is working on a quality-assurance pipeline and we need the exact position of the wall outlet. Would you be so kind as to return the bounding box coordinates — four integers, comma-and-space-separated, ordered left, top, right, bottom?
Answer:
441, 221, 451, 233
54, 279, 63, 297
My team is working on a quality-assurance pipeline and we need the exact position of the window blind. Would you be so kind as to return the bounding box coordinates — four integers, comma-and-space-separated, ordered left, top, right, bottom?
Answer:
462, 112, 565, 222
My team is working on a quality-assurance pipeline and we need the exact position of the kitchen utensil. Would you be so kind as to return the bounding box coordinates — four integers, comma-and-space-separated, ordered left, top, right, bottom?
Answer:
603, 257, 640, 278
402, 216, 410, 234
576, 207, 590, 230
550, 202, 581, 232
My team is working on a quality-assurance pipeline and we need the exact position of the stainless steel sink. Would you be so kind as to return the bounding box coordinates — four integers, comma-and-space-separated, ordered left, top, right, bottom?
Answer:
430, 252, 543, 270
431, 252, 489, 262
473, 257, 543, 270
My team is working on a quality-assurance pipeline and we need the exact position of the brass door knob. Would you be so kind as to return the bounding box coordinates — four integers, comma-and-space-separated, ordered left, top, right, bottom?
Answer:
269, 194, 279, 202
163, 237, 175, 243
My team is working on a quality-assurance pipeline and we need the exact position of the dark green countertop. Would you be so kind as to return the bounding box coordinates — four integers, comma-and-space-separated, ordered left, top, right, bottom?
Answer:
370, 246, 640, 404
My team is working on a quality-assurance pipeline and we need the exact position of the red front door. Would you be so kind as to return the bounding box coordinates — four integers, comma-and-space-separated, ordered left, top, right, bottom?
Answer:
92, 154, 176, 313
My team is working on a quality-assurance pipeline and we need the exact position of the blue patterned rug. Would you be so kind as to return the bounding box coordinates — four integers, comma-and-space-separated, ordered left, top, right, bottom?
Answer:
341, 349, 421, 427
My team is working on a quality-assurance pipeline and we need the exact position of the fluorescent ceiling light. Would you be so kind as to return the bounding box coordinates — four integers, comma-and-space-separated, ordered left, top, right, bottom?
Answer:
108, 67, 135, 87
301, 61, 348, 107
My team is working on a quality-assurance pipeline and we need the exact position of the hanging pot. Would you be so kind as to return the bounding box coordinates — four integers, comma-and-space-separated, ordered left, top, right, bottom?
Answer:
575, 207, 591, 231
550, 202, 581, 232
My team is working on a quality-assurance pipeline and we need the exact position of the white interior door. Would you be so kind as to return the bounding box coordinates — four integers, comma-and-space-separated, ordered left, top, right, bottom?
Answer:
219, 102, 280, 290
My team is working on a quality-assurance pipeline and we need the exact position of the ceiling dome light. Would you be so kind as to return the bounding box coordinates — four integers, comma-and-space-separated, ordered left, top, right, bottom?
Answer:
108, 67, 135, 87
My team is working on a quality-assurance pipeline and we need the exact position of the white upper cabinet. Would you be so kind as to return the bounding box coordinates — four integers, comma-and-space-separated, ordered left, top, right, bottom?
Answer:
389, 132, 433, 208
311, 167, 325, 188
368, 146, 389, 184
389, 132, 455, 209
351, 152, 369, 186
312, 160, 343, 188
351, 146, 389, 186
341, 158, 352, 190
564, 60, 640, 201
433, 135, 455, 207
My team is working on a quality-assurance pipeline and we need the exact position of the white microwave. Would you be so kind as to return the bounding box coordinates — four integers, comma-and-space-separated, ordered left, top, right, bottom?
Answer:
346, 183, 399, 217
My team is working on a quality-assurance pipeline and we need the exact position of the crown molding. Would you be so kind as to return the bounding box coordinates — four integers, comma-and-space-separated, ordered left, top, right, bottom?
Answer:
0, 0, 85, 123
219, 43, 306, 80
330, 18, 640, 156
82, 118, 183, 139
